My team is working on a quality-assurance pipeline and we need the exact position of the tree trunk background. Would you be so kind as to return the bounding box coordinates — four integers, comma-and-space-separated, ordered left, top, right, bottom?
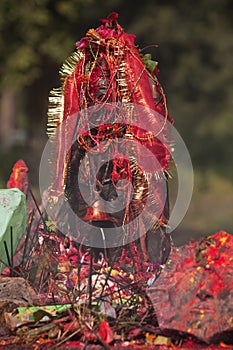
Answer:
0, 89, 17, 149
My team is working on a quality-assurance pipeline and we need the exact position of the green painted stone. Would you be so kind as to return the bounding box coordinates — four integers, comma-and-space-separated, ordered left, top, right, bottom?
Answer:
0, 188, 26, 273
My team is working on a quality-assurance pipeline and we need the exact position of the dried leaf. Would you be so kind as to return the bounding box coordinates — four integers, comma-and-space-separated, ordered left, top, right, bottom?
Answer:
98, 320, 114, 344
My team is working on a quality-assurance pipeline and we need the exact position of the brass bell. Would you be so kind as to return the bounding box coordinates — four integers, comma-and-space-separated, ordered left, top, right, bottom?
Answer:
82, 200, 111, 221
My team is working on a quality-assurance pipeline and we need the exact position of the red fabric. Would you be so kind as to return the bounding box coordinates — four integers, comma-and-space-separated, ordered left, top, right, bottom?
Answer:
69, 14, 171, 172
52, 13, 172, 227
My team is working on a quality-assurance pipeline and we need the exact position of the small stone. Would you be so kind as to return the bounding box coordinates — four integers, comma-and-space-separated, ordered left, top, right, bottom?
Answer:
0, 277, 38, 306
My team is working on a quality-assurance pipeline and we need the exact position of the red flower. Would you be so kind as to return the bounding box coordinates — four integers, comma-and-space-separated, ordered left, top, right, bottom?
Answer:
99, 12, 119, 25
7, 159, 29, 194
107, 12, 119, 21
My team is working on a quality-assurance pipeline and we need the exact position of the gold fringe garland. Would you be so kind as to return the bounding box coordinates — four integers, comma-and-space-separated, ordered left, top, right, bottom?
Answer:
59, 51, 83, 81
47, 51, 83, 138
47, 87, 64, 137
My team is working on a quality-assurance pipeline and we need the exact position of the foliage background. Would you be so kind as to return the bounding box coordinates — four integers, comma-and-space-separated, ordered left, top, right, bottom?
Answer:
0, 0, 232, 244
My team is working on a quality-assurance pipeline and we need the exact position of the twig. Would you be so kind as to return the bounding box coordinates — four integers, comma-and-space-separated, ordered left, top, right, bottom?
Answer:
51, 328, 82, 349
91, 253, 109, 295
28, 187, 46, 227
21, 210, 34, 267
97, 247, 120, 302
25, 215, 44, 267
88, 248, 93, 307
85, 321, 111, 350
0, 257, 21, 277
100, 228, 108, 259
3, 241, 12, 275
10, 226, 13, 270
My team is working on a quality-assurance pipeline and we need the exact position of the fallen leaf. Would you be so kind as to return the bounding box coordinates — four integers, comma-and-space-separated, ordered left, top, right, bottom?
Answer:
98, 319, 114, 344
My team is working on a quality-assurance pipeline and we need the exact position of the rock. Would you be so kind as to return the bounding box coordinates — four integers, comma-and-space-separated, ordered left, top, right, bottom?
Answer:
0, 277, 38, 329
0, 188, 26, 273
0, 277, 38, 306
0, 301, 19, 328
147, 231, 233, 344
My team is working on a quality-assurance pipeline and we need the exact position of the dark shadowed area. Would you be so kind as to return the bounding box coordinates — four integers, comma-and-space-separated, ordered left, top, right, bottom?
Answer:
0, 0, 232, 244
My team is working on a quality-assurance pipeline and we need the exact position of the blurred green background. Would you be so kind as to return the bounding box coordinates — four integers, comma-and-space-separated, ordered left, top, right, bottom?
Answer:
0, 0, 232, 244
